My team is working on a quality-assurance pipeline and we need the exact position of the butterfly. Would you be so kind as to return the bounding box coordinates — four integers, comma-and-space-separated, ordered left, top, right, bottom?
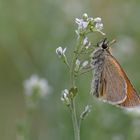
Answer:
90, 38, 140, 107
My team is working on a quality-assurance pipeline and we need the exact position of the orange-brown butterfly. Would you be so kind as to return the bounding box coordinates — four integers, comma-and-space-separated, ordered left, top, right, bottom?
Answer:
90, 38, 140, 107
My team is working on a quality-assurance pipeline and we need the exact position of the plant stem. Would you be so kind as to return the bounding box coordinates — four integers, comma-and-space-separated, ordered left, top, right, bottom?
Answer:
71, 99, 80, 140
70, 35, 84, 86
70, 35, 84, 140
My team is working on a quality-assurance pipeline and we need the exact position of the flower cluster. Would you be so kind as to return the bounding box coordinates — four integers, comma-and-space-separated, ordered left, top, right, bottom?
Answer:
56, 13, 105, 59
61, 87, 78, 106
75, 13, 105, 36
56, 13, 106, 103
23, 75, 50, 109
17, 75, 51, 140
24, 74, 50, 98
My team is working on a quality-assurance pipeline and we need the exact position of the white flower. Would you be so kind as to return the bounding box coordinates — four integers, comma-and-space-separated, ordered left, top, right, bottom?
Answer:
24, 74, 50, 97
83, 37, 89, 46
83, 37, 91, 49
61, 89, 70, 106
93, 17, 105, 35
75, 59, 81, 72
82, 61, 89, 68
75, 18, 89, 30
93, 17, 103, 31
85, 105, 91, 113
76, 59, 80, 66
56, 47, 66, 57
80, 105, 92, 119
93, 17, 102, 23
95, 22, 103, 31
61, 89, 69, 101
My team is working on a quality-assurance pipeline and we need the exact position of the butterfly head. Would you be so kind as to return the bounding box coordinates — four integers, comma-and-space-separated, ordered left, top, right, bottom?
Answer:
97, 38, 109, 50
91, 38, 114, 60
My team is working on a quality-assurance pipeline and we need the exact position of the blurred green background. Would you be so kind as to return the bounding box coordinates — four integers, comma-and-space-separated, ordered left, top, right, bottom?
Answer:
1, 0, 140, 140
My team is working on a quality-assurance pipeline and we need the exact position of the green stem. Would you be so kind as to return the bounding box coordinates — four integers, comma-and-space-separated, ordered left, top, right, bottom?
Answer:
78, 67, 93, 77
70, 35, 84, 140
70, 35, 84, 86
63, 56, 70, 70
71, 99, 80, 140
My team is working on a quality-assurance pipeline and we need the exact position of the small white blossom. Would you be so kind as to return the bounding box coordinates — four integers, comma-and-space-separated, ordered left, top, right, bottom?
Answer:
61, 89, 70, 106
83, 37, 91, 49
75, 59, 81, 72
76, 59, 80, 66
56, 47, 66, 57
85, 42, 91, 49
82, 61, 89, 68
95, 22, 103, 31
80, 105, 92, 120
93, 17, 102, 23
85, 105, 91, 113
94, 17, 103, 31
83, 37, 89, 46
93, 17, 105, 35
24, 75, 50, 97
75, 18, 89, 31
61, 89, 69, 101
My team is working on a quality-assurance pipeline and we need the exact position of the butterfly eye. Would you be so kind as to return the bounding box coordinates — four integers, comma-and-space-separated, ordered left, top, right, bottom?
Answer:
97, 38, 109, 49
102, 42, 108, 49
102, 38, 109, 49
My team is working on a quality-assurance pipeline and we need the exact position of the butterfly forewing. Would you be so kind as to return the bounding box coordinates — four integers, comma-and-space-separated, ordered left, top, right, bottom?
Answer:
101, 55, 127, 104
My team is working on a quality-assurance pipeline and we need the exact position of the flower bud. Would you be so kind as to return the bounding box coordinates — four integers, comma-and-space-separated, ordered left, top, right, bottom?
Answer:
75, 59, 81, 72
81, 61, 89, 68
61, 89, 71, 106
80, 105, 92, 120
82, 13, 88, 21
56, 47, 66, 57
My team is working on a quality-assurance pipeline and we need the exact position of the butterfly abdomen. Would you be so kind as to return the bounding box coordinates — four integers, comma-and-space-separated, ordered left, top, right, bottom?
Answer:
91, 48, 105, 97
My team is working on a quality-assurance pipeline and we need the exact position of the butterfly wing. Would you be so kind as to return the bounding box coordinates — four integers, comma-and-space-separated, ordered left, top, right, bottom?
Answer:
119, 67, 140, 107
101, 54, 140, 106
100, 55, 127, 104
119, 84, 140, 107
